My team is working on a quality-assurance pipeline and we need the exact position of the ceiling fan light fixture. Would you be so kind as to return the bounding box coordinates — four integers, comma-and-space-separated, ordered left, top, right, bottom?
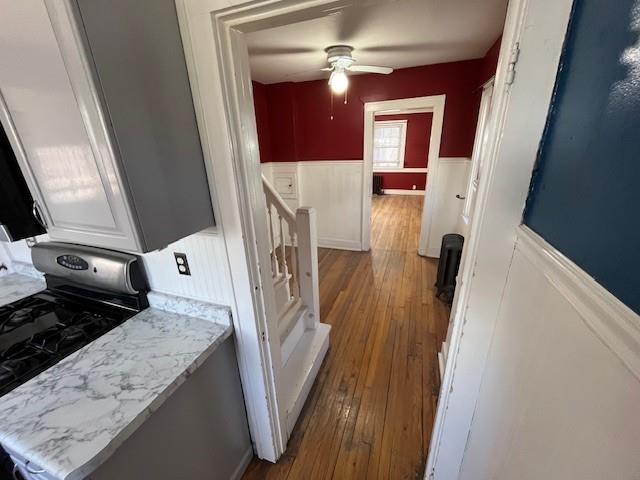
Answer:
329, 68, 349, 94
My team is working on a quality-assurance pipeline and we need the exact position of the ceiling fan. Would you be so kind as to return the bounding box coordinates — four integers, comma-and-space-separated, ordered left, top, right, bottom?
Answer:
322, 45, 393, 93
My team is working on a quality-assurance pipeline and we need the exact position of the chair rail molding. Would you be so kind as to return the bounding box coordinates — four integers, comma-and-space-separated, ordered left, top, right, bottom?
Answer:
517, 225, 640, 379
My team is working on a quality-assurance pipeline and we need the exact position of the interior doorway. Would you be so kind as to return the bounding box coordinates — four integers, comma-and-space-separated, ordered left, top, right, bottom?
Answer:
362, 96, 445, 255
176, 0, 509, 475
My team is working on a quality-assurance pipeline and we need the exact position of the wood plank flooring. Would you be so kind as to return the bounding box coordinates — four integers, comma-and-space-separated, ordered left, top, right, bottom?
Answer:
243, 195, 450, 480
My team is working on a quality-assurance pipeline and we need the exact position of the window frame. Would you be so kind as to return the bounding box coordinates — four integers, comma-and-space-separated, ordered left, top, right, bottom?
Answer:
372, 120, 408, 171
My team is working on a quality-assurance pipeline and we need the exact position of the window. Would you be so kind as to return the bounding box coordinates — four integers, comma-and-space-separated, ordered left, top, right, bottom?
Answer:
373, 120, 407, 170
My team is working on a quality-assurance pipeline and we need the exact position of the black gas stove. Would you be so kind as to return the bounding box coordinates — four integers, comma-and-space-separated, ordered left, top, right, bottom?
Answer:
0, 242, 148, 479
0, 242, 148, 397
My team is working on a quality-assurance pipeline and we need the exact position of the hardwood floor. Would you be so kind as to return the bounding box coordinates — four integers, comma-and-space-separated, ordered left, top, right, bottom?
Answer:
243, 195, 451, 480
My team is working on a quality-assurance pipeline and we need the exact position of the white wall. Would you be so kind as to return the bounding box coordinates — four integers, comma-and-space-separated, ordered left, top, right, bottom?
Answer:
459, 227, 640, 479
2, 236, 48, 265
1, 230, 233, 306
425, 158, 469, 257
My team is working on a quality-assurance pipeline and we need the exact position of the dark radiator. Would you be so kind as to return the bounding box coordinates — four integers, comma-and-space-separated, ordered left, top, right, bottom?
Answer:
434, 234, 464, 304
372, 174, 384, 195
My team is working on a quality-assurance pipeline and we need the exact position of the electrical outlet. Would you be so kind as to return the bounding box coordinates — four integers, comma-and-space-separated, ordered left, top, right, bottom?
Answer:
174, 252, 191, 276
412, 184, 417, 190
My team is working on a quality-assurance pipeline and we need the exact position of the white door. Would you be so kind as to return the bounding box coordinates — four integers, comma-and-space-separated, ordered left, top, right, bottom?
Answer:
0, 1, 140, 252
457, 79, 495, 237
443, 79, 495, 361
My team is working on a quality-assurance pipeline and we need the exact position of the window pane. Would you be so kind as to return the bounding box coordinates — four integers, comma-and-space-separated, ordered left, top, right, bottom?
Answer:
374, 125, 402, 148
373, 121, 405, 169
373, 147, 401, 167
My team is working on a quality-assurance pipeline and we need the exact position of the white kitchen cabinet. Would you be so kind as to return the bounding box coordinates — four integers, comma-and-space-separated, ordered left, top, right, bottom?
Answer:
0, 0, 215, 253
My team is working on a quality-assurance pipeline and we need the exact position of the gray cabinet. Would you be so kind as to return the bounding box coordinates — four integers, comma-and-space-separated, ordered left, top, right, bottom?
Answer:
0, 0, 214, 253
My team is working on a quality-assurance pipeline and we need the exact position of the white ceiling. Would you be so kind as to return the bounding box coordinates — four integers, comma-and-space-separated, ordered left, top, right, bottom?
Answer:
247, 0, 508, 84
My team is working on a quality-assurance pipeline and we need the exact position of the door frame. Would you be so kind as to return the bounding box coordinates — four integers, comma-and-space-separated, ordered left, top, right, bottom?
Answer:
362, 95, 445, 253
459, 77, 494, 230
425, 0, 575, 477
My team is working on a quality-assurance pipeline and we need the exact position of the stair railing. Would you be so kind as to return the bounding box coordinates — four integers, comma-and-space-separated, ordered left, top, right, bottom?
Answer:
262, 174, 319, 329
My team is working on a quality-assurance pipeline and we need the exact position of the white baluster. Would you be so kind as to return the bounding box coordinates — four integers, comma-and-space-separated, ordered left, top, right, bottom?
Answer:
279, 215, 289, 286
290, 231, 299, 298
267, 204, 278, 276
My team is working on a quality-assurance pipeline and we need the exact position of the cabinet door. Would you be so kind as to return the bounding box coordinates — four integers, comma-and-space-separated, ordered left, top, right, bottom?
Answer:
0, 1, 141, 252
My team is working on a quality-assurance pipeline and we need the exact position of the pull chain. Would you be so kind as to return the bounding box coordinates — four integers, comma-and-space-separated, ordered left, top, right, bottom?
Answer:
344, 89, 348, 105
330, 90, 334, 120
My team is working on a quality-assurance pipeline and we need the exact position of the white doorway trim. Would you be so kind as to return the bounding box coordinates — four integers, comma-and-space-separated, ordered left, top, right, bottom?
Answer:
424, 0, 575, 477
362, 95, 445, 252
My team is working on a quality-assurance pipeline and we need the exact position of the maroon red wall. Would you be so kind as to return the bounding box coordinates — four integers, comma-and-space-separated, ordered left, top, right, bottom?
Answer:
253, 36, 503, 191
374, 113, 432, 190
252, 81, 272, 164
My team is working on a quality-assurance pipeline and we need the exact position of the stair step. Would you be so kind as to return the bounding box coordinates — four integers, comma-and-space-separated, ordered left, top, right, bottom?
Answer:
273, 273, 292, 313
278, 299, 304, 340
280, 323, 331, 436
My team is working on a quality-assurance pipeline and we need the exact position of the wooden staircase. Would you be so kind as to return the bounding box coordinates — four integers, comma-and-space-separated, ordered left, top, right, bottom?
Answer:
262, 175, 331, 436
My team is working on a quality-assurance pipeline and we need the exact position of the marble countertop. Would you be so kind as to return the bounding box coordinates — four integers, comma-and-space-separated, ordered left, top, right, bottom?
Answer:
0, 272, 46, 306
0, 274, 233, 480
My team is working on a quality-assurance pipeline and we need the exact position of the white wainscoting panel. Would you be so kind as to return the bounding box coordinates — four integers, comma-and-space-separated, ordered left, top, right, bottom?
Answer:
298, 161, 363, 251
459, 226, 640, 480
425, 158, 470, 257
262, 161, 364, 251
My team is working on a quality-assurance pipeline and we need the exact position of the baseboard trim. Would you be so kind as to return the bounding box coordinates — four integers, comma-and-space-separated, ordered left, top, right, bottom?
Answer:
231, 447, 254, 480
517, 225, 640, 380
374, 168, 428, 173
317, 237, 362, 251
422, 246, 440, 258
382, 189, 425, 196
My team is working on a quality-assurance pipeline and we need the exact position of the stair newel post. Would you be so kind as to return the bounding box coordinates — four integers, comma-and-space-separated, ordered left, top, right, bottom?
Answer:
296, 207, 319, 329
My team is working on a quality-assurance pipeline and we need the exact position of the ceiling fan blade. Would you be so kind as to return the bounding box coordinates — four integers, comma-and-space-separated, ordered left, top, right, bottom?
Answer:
321, 66, 334, 71
248, 46, 317, 56
349, 65, 394, 74
283, 68, 331, 80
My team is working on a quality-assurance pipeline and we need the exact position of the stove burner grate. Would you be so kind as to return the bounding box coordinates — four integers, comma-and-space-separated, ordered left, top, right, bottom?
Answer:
0, 293, 134, 396
0, 296, 58, 334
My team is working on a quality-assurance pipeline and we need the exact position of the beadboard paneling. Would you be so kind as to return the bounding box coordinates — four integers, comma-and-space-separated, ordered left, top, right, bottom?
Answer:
141, 231, 233, 306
